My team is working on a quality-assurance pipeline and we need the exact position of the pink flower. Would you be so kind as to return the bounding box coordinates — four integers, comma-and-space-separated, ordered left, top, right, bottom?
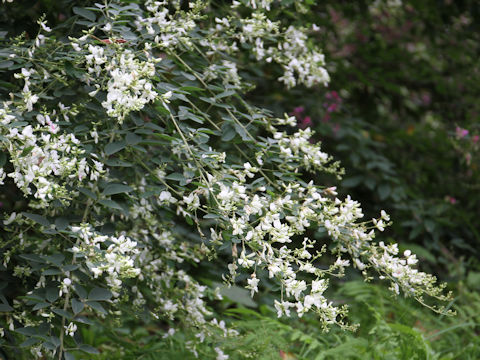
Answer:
300, 116, 312, 128
326, 91, 339, 100
327, 103, 339, 113
473, 135, 479, 143
456, 126, 469, 138
293, 106, 305, 115
445, 196, 457, 205
421, 93, 431, 106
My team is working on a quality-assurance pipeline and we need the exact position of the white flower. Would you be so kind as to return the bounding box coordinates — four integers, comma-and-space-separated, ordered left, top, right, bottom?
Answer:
71, 42, 81, 52
39, 20, 51, 32
274, 300, 294, 317
285, 278, 307, 300
159, 190, 176, 203
238, 251, 255, 268
354, 258, 366, 270
380, 210, 390, 221
162, 328, 176, 338
64, 322, 77, 337
246, 274, 259, 297
3, 212, 17, 226
311, 279, 326, 293
102, 23, 112, 31
215, 347, 229, 360
0, 169, 5, 185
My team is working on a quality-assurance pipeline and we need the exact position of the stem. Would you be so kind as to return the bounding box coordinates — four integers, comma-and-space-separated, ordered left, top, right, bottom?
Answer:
135, 156, 183, 196
168, 111, 221, 209
59, 201, 90, 359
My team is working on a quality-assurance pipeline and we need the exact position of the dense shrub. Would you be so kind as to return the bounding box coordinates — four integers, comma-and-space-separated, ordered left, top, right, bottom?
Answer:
0, 1, 464, 359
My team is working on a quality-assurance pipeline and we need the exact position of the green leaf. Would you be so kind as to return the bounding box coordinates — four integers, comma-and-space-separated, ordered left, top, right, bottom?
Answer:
98, 199, 124, 211
32, 302, 50, 310
64, 352, 76, 360
377, 184, 391, 200
19, 254, 44, 263
86, 301, 107, 314
48, 336, 61, 347
126, 132, 142, 145
79, 344, 100, 354
43, 341, 57, 351
0, 152, 6, 167
216, 283, 256, 308
103, 183, 133, 196
144, 122, 164, 131
73, 7, 96, 21
71, 298, 84, 315
78, 187, 97, 200
179, 86, 205, 93
46, 287, 59, 303
44, 254, 65, 266
20, 337, 39, 347
16, 327, 40, 336
466, 272, 480, 289
105, 141, 126, 155
54, 217, 69, 231
153, 133, 176, 142
88, 287, 112, 301
221, 123, 236, 141
52, 308, 72, 319
342, 175, 363, 188
0, 60, 13, 69
165, 173, 184, 182
74, 284, 87, 299
75, 316, 93, 325
234, 123, 250, 141
0, 303, 13, 312
0, 80, 15, 90
42, 269, 62, 276
20, 146, 34, 157
22, 212, 50, 227
215, 90, 236, 99
105, 159, 133, 167
62, 264, 79, 271
424, 219, 435, 233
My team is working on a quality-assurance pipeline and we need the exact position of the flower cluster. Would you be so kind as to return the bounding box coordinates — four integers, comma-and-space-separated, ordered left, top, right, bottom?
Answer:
71, 224, 141, 297
148, 111, 449, 327
0, 106, 102, 206
139, 1, 329, 89
138, 0, 204, 49
13, 68, 39, 112
75, 41, 159, 123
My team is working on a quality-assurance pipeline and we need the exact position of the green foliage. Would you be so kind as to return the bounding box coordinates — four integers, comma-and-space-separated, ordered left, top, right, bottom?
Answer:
49, 281, 479, 359
317, 1, 480, 261
0, 0, 477, 359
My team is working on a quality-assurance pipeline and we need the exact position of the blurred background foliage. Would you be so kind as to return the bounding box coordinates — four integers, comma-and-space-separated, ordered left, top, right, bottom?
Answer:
1, 0, 480, 359
249, 0, 480, 272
